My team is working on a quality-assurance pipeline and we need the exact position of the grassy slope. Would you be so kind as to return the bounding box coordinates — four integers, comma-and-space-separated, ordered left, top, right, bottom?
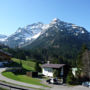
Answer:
12, 58, 36, 71
2, 72, 46, 86
2, 58, 47, 87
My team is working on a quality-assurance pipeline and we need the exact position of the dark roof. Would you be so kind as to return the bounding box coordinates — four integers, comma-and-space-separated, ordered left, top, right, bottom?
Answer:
41, 64, 65, 69
0, 49, 12, 56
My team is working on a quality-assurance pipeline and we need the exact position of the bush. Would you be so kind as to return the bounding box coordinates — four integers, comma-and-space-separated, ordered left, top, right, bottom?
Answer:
66, 70, 82, 85
66, 70, 75, 84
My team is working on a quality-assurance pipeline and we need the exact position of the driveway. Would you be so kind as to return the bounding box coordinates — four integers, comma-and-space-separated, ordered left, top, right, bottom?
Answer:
41, 79, 90, 90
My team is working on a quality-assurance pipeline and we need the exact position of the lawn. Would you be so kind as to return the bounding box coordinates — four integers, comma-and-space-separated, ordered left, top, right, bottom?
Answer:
12, 58, 36, 71
2, 71, 47, 87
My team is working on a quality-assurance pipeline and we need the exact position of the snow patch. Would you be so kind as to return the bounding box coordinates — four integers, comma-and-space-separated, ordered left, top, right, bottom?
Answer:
14, 37, 20, 40
72, 24, 77, 29
61, 30, 63, 31
19, 42, 25, 45
75, 33, 78, 36
81, 30, 85, 34
46, 33, 48, 37
32, 32, 41, 39
52, 18, 60, 22
50, 18, 60, 25
17, 29, 22, 33
25, 32, 41, 41
42, 24, 50, 30
0, 38, 6, 42
26, 37, 31, 41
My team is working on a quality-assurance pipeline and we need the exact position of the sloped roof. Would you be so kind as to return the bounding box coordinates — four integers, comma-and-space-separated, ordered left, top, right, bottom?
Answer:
41, 64, 65, 69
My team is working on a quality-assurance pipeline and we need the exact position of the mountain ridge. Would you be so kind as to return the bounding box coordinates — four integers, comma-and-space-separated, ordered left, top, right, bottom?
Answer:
21, 18, 90, 60
0, 18, 90, 49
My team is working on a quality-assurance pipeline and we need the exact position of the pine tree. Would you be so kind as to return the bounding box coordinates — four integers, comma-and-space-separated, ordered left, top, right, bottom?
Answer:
82, 50, 90, 79
35, 62, 41, 72
77, 44, 87, 69
77, 44, 90, 80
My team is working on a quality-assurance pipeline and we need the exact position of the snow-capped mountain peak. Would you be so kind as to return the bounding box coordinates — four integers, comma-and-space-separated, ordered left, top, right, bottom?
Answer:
49, 18, 88, 36
0, 22, 44, 48
0, 18, 89, 48
52, 18, 60, 22
50, 18, 61, 25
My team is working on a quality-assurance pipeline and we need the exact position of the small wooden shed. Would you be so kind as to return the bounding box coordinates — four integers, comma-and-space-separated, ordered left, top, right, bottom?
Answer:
26, 71, 38, 77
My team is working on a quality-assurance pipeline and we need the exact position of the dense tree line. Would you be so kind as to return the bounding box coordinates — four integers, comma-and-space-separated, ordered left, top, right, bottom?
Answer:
66, 45, 90, 85
1, 43, 90, 69
0, 46, 81, 66
77, 45, 90, 80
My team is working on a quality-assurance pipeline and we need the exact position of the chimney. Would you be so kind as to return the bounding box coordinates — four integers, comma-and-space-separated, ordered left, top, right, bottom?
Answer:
47, 61, 50, 64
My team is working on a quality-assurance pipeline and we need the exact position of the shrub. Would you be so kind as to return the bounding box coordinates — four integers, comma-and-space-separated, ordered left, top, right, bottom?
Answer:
66, 70, 75, 84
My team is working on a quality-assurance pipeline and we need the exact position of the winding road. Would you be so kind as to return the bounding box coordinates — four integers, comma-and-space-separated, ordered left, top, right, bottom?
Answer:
0, 68, 49, 90
0, 68, 89, 90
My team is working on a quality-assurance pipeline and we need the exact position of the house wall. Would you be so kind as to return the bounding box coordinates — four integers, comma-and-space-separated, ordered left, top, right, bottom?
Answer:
72, 68, 78, 76
42, 67, 53, 77
42, 67, 64, 77
60, 67, 64, 76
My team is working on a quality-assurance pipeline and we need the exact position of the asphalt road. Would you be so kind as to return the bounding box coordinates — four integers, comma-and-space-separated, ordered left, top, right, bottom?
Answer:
1, 68, 89, 90
50, 85, 90, 90
0, 68, 49, 90
0, 82, 36, 90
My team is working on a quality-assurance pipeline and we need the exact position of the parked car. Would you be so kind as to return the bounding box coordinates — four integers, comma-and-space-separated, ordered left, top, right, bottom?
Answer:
46, 79, 51, 83
82, 81, 90, 88
46, 78, 58, 84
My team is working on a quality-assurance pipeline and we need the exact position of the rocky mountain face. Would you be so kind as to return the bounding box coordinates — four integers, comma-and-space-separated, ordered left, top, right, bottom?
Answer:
0, 22, 44, 48
20, 18, 90, 60
0, 18, 90, 50
23, 18, 90, 50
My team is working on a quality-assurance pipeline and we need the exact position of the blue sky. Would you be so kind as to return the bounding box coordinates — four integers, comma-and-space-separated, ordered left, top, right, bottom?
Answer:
0, 0, 90, 35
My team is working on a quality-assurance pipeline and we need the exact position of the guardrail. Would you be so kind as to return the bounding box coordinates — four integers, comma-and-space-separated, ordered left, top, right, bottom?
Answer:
0, 82, 28, 90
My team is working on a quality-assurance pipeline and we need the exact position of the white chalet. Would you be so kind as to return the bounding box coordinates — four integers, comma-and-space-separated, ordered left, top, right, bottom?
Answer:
41, 63, 65, 77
